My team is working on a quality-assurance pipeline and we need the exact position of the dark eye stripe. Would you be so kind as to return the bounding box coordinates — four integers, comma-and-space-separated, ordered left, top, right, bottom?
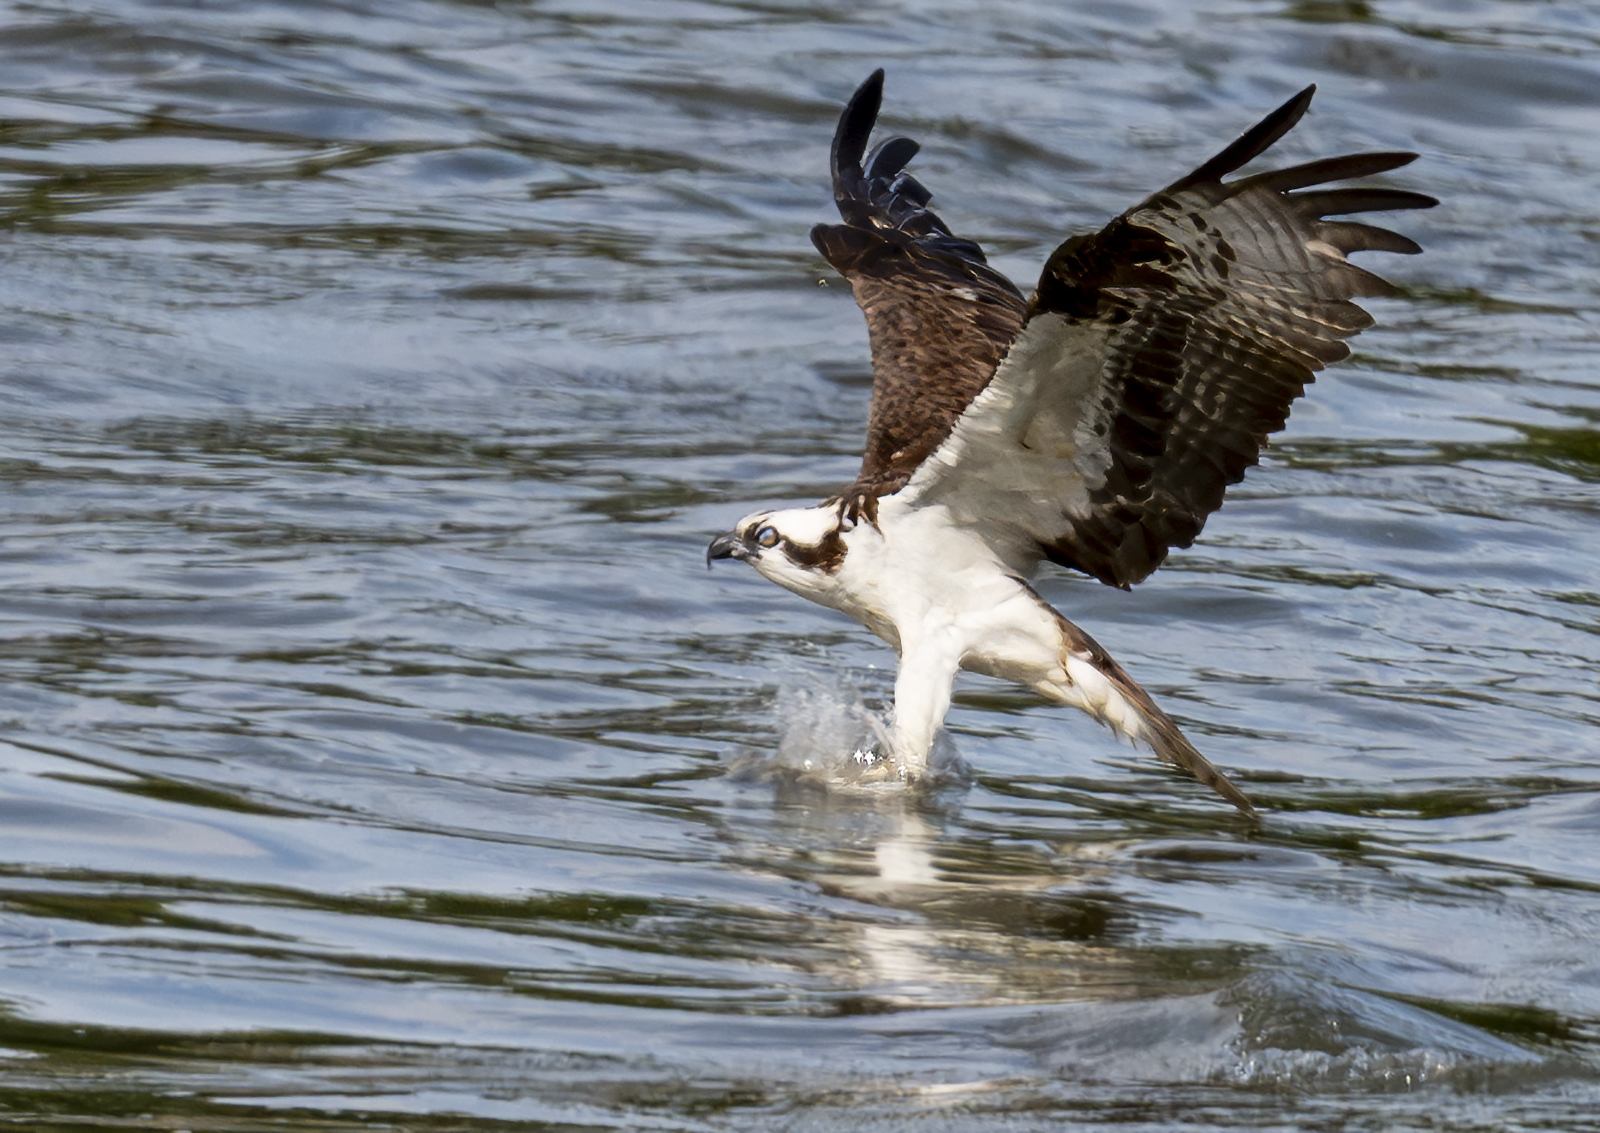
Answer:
781, 528, 847, 573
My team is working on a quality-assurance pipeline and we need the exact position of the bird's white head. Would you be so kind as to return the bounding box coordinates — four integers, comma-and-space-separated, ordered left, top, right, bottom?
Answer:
706, 502, 858, 603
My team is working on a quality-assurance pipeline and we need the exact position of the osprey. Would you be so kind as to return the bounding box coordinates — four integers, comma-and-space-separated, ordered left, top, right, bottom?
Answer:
708, 72, 1434, 817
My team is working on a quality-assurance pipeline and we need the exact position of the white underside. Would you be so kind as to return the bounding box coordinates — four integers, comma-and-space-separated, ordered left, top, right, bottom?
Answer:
758, 496, 1149, 778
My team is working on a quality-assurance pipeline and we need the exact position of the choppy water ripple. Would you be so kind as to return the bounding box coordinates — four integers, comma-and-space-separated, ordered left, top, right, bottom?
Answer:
4, 0, 1600, 1129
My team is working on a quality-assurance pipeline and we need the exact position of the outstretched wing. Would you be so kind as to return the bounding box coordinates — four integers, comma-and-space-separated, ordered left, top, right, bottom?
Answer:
810, 70, 1028, 503
902, 85, 1436, 588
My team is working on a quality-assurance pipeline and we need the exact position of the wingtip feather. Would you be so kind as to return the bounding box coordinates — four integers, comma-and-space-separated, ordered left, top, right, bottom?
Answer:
832, 70, 886, 185
1248, 151, 1420, 193
1172, 84, 1317, 190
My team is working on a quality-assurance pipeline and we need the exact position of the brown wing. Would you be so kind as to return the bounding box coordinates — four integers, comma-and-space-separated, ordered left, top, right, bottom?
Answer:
903, 85, 1436, 588
809, 70, 1028, 504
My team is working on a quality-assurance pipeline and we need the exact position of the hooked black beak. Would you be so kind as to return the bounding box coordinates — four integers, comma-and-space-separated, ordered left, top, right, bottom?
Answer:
706, 531, 749, 568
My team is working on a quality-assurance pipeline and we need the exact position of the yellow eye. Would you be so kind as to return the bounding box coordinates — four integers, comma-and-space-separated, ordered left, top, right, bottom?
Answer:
755, 525, 780, 549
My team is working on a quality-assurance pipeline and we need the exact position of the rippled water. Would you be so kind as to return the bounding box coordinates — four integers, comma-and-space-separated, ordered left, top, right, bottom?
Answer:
3, 1, 1600, 1129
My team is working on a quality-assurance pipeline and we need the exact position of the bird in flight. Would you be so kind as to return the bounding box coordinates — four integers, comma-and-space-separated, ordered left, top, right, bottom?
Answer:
708, 72, 1434, 818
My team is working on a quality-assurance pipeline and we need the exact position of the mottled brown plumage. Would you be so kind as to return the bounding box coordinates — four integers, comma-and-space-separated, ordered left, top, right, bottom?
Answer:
810, 71, 1027, 508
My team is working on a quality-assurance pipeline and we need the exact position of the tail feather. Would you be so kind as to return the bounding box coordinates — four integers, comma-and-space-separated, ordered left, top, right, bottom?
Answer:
1053, 614, 1259, 820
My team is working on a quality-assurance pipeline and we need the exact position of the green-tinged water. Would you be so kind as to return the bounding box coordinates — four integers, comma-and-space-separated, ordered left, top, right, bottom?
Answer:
3, 1, 1600, 1129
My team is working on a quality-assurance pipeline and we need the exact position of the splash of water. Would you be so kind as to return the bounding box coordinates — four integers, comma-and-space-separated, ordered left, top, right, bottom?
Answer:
726, 669, 968, 791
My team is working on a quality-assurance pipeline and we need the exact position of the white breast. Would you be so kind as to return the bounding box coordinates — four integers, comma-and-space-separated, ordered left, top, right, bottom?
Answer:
836, 497, 1063, 678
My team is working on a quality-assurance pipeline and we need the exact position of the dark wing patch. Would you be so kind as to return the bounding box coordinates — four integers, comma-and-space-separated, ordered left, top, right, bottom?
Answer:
906, 85, 1435, 589
810, 70, 1027, 505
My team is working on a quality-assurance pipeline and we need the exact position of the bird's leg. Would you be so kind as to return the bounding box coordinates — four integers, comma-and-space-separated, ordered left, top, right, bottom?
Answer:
887, 628, 962, 780
1040, 612, 1259, 820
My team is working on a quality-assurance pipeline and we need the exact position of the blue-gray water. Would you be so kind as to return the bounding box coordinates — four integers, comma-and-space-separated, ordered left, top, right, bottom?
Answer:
3, 1, 1599, 1129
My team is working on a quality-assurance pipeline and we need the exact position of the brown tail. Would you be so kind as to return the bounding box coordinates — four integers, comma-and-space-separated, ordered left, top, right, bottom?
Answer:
1055, 613, 1260, 821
